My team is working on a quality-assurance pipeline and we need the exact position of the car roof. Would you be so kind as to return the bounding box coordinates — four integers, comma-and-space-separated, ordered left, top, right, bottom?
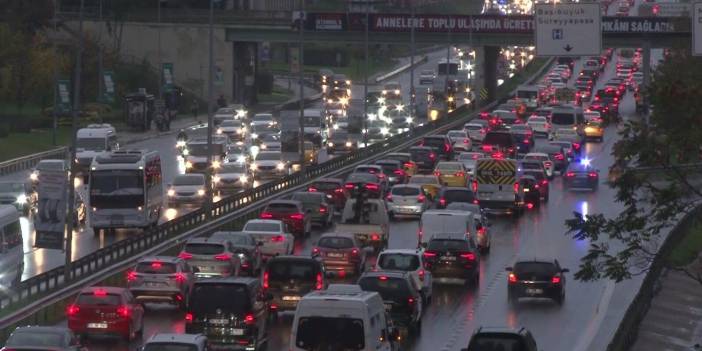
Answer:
79, 286, 127, 294
12, 326, 71, 334
267, 255, 320, 264
391, 184, 422, 190
514, 257, 558, 265
139, 256, 181, 263
246, 219, 283, 225
147, 333, 207, 344
192, 276, 258, 287
379, 248, 422, 255
186, 237, 227, 244
315, 178, 343, 183
474, 326, 532, 336
361, 271, 410, 280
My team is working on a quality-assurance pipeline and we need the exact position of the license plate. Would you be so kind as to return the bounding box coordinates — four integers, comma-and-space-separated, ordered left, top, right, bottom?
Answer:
87, 323, 108, 329
209, 319, 228, 325
283, 295, 301, 301
328, 252, 343, 258
479, 192, 492, 197
232, 328, 244, 336
326, 194, 332, 199
526, 288, 543, 295
441, 256, 456, 261
198, 266, 214, 271
145, 282, 164, 287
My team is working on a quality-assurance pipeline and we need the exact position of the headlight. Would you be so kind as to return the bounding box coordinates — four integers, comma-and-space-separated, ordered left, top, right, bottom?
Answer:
251, 133, 258, 139
382, 90, 387, 95
333, 124, 339, 130
328, 142, 334, 147
216, 128, 223, 134
167, 189, 175, 197
380, 127, 389, 135
30, 172, 38, 181
236, 129, 243, 134
236, 155, 246, 163
346, 141, 353, 147
197, 189, 206, 196
182, 149, 190, 156
394, 89, 400, 95
430, 110, 439, 121
16, 194, 26, 204
448, 96, 455, 102
212, 160, 221, 169
261, 144, 267, 150
176, 140, 186, 148
240, 175, 248, 183
213, 176, 221, 183
186, 161, 193, 169
316, 130, 321, 134
250, 164, 258, 170
276, 162, 285, 170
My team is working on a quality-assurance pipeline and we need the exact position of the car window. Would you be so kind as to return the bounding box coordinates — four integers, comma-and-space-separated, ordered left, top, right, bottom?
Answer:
244, 222, 281, 232
436, 163, 462, 171
135, 261, 178, 274
311, 181, 341, 191
210, 233, 251, 246
173, 175, 204, 186
5, 331, 66, 348
190, 283, 251, 315
443, 189, 474, 202
268, 260, 316, 281
318, 236, 354, 249
377, 253, 420, 271
514, 262, 558, 275
76, 292, 122, 305
266, 203, 298, 213
358, 276, 413, 300
391, 187, 421, 196
183, 243, 225, 255
428, 239, 472, 251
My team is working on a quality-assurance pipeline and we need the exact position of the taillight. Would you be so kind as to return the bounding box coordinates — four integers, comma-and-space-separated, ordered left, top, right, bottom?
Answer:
404, 162, 413, 168
444, 144, 451, 152
552, 276, 562, 284
386, 194, 393, 202
460, 252, 476, 261
472, 180, 478, 193
289, 213, 304, 220
178, 252, 193, 260
365, 183, 379, 191
214, 253, 232, 261
544, 161, 552, 167
126, 270, 137, 282
513, 182, 519, 194
263, 271, 269, 289
345, 183, 355, 190
573, 143, 581, 150
463, 139, 470, 144
117, 305, 131, 318
508, 273, 517, 283
454, 171, 465, 177
351, 248, 359, 256
393, 169, 405, 176
408, 297, 415, 306
588, 172, 598, 177
370, 233, 381, 241
185, 312, 193, 322
244, 313, 255, 325
315, 272, 323, 290
335, 187, 345, 193
555, 153, 564, 160
308, 186, 317, 192
418, 269, 426, 281
319, 206, 327, 214
433, 170, 441, 176
439, 197, 446, 207
260, 212, 274, 219
66, 304, 80, 316
566, 171, 576, 177
541, 179, 548, 185
312, 247, 320, 256
417, 194, 425, 203
423, 251, 437, 259
174, 272, 187, 283
271, 235, 285, 242
482, 144, 492, 152
429, 153, 436, 159
523, 138, 530, 144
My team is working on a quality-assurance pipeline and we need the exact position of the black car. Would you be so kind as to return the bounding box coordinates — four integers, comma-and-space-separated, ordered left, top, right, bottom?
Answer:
375, 159, 407, 185
535, 145, 568, 172
481, 131, 517, 159
263, 256, 326, 314
506, 259, 569, 305
419, 135, 453, 160
462, 326, 538, 351
520, 168, 549, 202
409, 146, 438, 172
422, 235, 480, 286
519, 176, 541, 209
564, 163, 599, 191
357, 271, 423, 332
436, 187, 476, 209
510, 131, 534, 155
209, 231, 263, 277
327, 131, 356, 154
186, 277, 270, 349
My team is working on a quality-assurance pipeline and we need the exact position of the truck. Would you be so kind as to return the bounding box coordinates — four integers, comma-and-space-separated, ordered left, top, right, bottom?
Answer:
335, 195, 389, 253
474, 157, 524, 216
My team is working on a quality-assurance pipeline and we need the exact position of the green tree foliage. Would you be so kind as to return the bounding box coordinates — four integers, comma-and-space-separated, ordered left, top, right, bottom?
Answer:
565, 48, 702, 283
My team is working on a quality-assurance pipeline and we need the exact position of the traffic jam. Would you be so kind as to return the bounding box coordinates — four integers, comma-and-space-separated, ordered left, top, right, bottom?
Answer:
1, 26, 648, 351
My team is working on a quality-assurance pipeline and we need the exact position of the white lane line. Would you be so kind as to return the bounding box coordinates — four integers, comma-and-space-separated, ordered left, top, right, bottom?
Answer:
572, 279, 616, 351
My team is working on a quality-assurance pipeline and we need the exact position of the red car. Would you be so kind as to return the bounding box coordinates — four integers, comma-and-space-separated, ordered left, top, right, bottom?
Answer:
67, 286, 145, 341
308, 178, 348, 211
260, 199, 311, 237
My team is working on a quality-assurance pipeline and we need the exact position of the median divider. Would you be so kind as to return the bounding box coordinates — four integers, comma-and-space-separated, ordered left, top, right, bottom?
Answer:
0, 56, 554, 342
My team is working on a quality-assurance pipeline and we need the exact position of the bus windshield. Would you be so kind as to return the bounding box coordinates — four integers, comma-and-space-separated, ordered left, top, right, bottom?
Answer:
90, 170, 144, 208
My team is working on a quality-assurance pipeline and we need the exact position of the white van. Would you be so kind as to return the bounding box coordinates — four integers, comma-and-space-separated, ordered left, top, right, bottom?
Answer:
418, 210, 476, 247
550, 105, 584, 134
75, 124, 118, 175
0, 205, 22, 289
290, 284, 400, 351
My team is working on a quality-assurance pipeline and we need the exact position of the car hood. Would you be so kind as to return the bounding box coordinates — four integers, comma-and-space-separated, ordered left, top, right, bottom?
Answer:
254, 160, 280, 166
217, 172, 246, 179
172, 185, 204, 192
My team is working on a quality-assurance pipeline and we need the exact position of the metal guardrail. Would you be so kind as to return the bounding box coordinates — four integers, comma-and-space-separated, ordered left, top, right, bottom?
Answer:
0, 57, 553, 340
58, 7, 292, 26
0, 147, 68, 177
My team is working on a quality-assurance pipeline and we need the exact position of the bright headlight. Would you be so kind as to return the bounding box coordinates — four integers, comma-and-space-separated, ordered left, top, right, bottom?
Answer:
16, 194, 26, 204
430, 110, 439, 121
380, 127, 389, 135
328, 142, 334, 147
212, 160, 221, 169
345, 141, 352, 147
30, 172, 38, 181
236, 155, 246, 163
182, 149, 190, 156
250, 164, 258, 170
240, 175, 248, 183
261, 144, 267, 150
216, 128, 223, 135
276, 162, 285, 170
197, 189, 206, 196
213, 176, 221, 183
394, 89, 400, 95
333, 124, 339, 130
176, 140, 186, 148
251, 133, 258, 139
167, 189, 175, 197
185, 161, 193, 169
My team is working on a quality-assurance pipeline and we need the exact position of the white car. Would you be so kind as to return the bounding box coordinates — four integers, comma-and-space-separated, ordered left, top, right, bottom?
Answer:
251, 151, 287, 179
167, 174, 207, 207
213, 162, 252, 193
144, 334, 208, 351
456, 152, 483, 176
446, 130, 471, 150
259, 134, 282, 151
375, 249, 433, 304
552, 127, 579, 141
526, 116, 551, 136
250, 113, 276, 128
217, 119, 246, 139
242, 219, 294, 258
524, 152, 555, 179
463, 123, 487, 143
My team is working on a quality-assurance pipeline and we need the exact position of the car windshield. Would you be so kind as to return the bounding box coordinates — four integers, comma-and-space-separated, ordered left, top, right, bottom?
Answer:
483, 133, 512, 146
524, 171, 546, 182
135, 261, 177, 274
0, 182, 24, 193
332, 132, 349, 140
514, 262, 558, 275
436, 163, 461, 171
377, 163, 399, 173
447, 131, 467, 138
253, 115, 273, 122
422, 137, 445, 148
318, 236, 354, 249
256, 152, 281, 161
311, 181, 340, 191
143, 343, 199, 351
76, 292, 121, 305
378, 253, 420, 271
173, 175, 204, 186
210, 232, 250, 246
358, 276, 412, 300
409, 176, 439, 185
428, 239, 471, 251
295, 317, 365, 350
190, 283, 250, 315
266, 203, 298, 213
244, 222, 280, 232
183, 243, 225, 255
391, 187, 421, 196
347, 173, 377, 183
291, 193, 321, 204
76, 137, 106, 151
262, 134, 280, 142
465, 124, 482, 130
37, 161, 64, 171
5, 331, 65, 348
221, 120, 240, 127
90, 170, 144, 208
468, 334, 529, 350
421, 70, 433, 75
220, 163, 246, 173
268, 260, 316, 281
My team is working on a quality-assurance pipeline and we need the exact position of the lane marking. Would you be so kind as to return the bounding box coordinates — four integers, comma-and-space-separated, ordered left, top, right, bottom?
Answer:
572, 280, 616, 351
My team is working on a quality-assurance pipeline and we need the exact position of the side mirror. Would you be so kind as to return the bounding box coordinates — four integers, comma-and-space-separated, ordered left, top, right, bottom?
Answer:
505, 267, 513, 271
562, 268, 570, 273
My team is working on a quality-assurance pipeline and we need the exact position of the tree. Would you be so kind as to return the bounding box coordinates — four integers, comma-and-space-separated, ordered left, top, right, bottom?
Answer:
565, 47, 702, 285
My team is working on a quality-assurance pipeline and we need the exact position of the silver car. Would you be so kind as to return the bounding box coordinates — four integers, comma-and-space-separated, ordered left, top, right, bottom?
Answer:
127, 256, 194, 310
386, 184, 429, 218
251, 151, 287, 179
143, 333, 208, 351
213, 162, 253, 193
167, 174, 207, 207
177, 237, 242, 278
4, 326, 84, 351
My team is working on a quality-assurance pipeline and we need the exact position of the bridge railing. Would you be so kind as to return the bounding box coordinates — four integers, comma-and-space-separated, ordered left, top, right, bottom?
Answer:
0, 147, 68, 177
58, 7, 292, 26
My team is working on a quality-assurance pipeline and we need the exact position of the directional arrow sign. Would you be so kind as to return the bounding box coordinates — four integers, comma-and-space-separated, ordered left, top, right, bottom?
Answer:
535, 3, 601, 57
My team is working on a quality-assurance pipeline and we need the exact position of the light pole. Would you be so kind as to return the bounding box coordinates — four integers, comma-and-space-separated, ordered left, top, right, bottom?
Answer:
297, 0, 305, 171
409, 4, 416, 132
65, 0, 85, 281
97, 0, 103, 114
157, 0, 163, 100
363, 2, 369, 147
205, 0, 214, 216
444, 16, 452, 100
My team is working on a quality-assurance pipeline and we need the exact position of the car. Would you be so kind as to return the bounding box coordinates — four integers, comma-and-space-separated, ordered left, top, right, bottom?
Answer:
524, 152, 555, 179
463, 122, 487, 143
259, 134, 282, 151
407, 174, 441, 201
521, 169, 549, 203
584, 110, 602, 123
506, 258, 569, 305
481, 131, 517, 158
436, 187, 476, 209
250, 113, 276, 128
263, 256, 326, 314
422, 234, 480, 286
510, 130, 534, 154
447, 130, 472, 150
307, 178, 348, 211
386, 184, 429, 218
385, 152, 417, 176
167, 174, 207, 208
357, 271, 423, 332
66, 286, 145, 341
185, 277, 269, 350
419, 135, 453, 160
352, 165, 389, 192
492, 110, 521, 128
461, 326, 538, 351
535, 145, 568, 173
213, 162, 253, 194
209, 231, 263, 276
126, 256, 194, 310
227, 142, 250, 164
143, 333, 209, 351
177, 237, 242, 278
443, 202, 491, 251
549, 140, 575, 161
242, 219, 295, 257
433, 161, 468, 187
519, 175, 541, 209
0, 181, 32, 215
419, 69, 435, 85
345, 173, 384, 199
564, 162, 600, 191
375, 249, 433, 304
217, 119, 246, 141
456, 152, 483, 176
312, 232, 368, 278
375, 159, 407, 185
2, 326, 84, 351
290, 191, 333, 228
213, 107, 237, 125
526, 116, 551, 136
260, 200, 311, 237
584, 120, 605, 142
251, 151, 287, 180
409, 146, 438, 171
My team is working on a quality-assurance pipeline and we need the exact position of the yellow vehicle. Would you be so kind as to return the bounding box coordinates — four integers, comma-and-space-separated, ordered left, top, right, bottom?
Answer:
386, 152, 417, 177
304, 141, 319, 165
408, 174, 441, 201
433, 161, 468, 187
584, 121, 604, 142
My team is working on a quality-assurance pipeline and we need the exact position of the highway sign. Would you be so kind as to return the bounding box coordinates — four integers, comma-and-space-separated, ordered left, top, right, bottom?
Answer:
535, 3, 601, 57
694, 3, 702, 56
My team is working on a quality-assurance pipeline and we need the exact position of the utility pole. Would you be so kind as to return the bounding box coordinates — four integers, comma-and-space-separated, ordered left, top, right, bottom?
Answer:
298, 0, 306, 171
97, 0, 103, 118
65, 0, 85, 282
52, 0, 59, 146
205, 0, 214, 216
157, 0, 163, 100
444, 16, 451, 99
409, 3, 416, 132
363, 2, 369, 147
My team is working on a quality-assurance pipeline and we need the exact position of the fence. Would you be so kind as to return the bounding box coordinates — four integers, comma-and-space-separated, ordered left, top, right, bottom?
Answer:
0, 147, 68, 177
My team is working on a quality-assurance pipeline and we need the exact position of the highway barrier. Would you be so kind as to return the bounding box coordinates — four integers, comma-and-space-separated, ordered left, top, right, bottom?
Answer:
0, 147, 67, 177
0, 57, 555, 341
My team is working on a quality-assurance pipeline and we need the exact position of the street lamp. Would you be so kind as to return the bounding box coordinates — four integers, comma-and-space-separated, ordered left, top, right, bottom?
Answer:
204, 0, 214, 217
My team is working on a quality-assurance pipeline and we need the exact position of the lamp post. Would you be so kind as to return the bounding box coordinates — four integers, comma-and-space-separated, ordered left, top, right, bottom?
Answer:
297, 0, 306, 171
409, 4, 416, 132
205, 0, 214, 216
157, 0, 163, 100
363, 2, 370, 147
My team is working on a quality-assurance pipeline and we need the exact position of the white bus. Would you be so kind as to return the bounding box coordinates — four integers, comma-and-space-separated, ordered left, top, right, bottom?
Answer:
88, 150, 163, 234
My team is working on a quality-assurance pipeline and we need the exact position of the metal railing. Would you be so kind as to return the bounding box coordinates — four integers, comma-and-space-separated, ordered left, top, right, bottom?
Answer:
0, 147, 68, 177
0, 57, 554, 340
58, 7, 292, 26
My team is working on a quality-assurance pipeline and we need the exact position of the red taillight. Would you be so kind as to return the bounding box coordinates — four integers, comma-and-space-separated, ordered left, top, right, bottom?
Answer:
289, 213, 304, 220
312, 247, 320, 255
418, 269, 426, 281
573, 143, 581, 150
523, 138, 530, 144
263, 271, 269, 289
365, 183, 379, 191
433, 170, 441, 177
386, 194, 393, 202
492, 152, 504, 159
66, 304, 80, 316
552, 276, 562, 284
178, 252, 193, 260
555, 153, 564, 160
344, 183, 355, 190
379, 275, 389, 281
513, 182, 519, 194
460, 252, 476, 261
370, 233, 381, 241
126, 270, 137, 282
117, 305, 131, 318
439, 197, 446, 206
404, 162, 413, 168
482, 144, 492, 152
541, 180, 548, 185
472, 180, 478, 193
527, 202, 535, 209
94, 289, 107, 297
417, 194, 425, 203
429, 153, 436, 159
588, 172, 598, 177
315, 272, 323, 290
335, 187, 345, 193
260, 212, 274, 219
454, 171, 465, 177
151, 261, 162, 269
174, 272, 187, 283
244, 313, 255, 325
463, 139, 469, 144
444, 144, 451, 152
508, 273, 518, 283
271, 235, 285, 242
408, 297, 415, 306
393, 169, 405, 176
185, 312, 193, 322
544, 161, 552, 167
423, 251, 437, 258
319, 206, 327, 214
595, 96, 600, 101
214, 253, 232, 261
566, 171, 576, 177
351, 248, 359, 256
308, 186, 318, 192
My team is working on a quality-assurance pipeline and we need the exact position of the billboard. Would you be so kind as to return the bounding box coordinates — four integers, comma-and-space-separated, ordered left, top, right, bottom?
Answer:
34, 169, 68, 250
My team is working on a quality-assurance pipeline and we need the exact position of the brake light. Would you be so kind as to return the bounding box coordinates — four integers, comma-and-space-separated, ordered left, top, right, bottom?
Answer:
351, 248, 359, 256
344, 183, 355, 190
482, 144, 492, 152
185, 312, 193, 322
566, 171, 576, 177
365, 183, 379, 191
174, 272, 187, 283
544, 161, 552, 167
588, 172, 598, 177
542, 180, 548, 185
178, 252, 193, 260
513, 182, 519, 194
312, 247, 320, 256
126, 270, 137, 282
271, 235, 285, 242
263, 271, 269, 289
403, 162, 414, 168
471, 180, 478, 193
244, 313, 255, 325
433, 170, 441, 176
408, 297, 415, 306
454, 171, 465, 177
319, 206, 327, 214
523, 139, 530, 144
595, 96, 600, 101
573, 143, 581, 150
308, 186, 318, 192
417, 194, 425, 203
316, 272, 323, 290
423, 251, 437, 258
429, 152, 436, 159
508, 273, 517, 283
492, 152, 504, 159
370, 233, 381, 241
379, 275, 389, 281
289, 213, 304, 220
117, 305, 131, 318
214, 253, 231, 261
460, 252, 476, 261
66, 304, 80, 316
260, 212, 274, 219
463, 139, 470, 144
555, 153, 565, 160
552, 276, 562, 284
444, 144, 451, 152
418, 269, 426, 281
439, 197, 446, 206
151, 261, 162, 269
393, 169, 405, 177
335, 187, 345, 194
94, 289, 107, 297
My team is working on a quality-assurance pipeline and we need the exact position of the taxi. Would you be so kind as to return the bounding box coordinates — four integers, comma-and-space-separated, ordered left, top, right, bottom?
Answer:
433, 161, 468, 187
407, 174, 442, 201
584, 120, 604, 142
